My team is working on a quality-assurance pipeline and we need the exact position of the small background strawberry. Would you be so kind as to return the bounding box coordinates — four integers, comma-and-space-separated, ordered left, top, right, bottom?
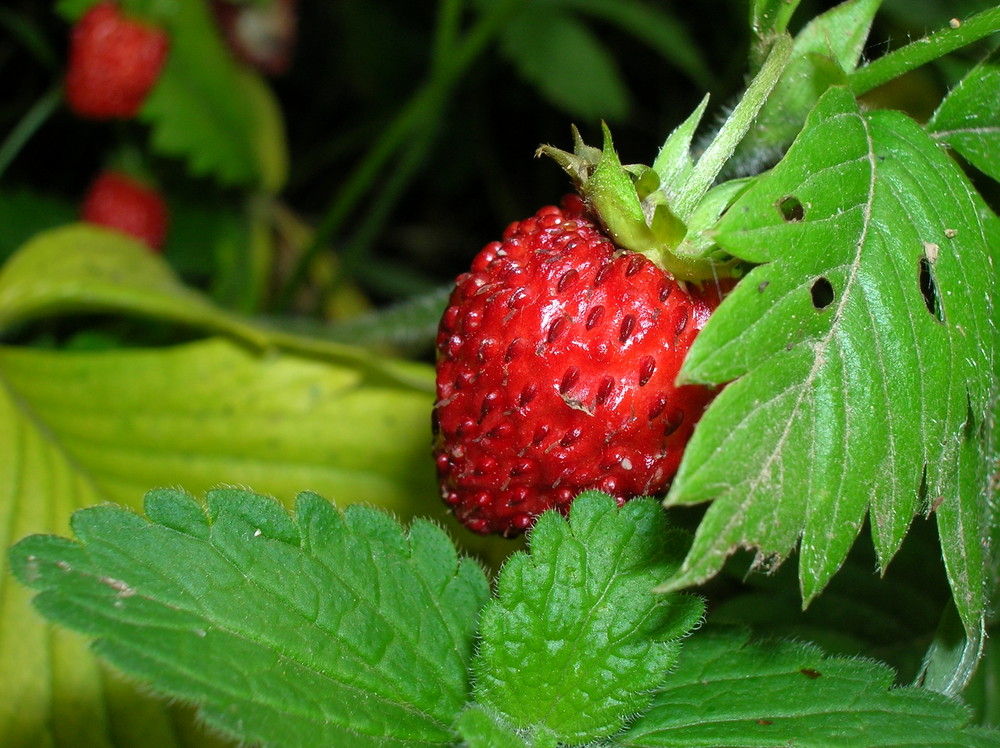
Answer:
80, 170, 169, 250
65, 1, 170, 120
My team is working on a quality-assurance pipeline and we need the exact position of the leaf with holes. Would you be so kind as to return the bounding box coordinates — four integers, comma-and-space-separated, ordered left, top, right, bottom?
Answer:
661, 86, 998, 646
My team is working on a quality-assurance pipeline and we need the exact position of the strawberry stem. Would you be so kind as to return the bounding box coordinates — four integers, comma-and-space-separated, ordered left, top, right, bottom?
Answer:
671, 32, 792, 221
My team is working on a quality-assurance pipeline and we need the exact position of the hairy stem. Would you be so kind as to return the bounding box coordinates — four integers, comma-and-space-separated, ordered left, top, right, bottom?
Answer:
849, 6, 1000, 96
672, 32, 792, 221
0, 85, 62, 181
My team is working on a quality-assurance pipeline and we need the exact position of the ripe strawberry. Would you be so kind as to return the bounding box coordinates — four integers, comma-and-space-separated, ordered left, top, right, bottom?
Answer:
434, 194, 730, 536
65, 1, 170, 120
81, 170, 169, 251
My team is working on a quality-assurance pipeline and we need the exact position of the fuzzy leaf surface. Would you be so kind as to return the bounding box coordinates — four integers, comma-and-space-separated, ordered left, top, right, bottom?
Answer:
9, 489, 490, 747
619, 627, 999, 747
473, 493, 704, 745
0, 335, 436, 746
665, 86, 998, 634
927, 53, 1000, 182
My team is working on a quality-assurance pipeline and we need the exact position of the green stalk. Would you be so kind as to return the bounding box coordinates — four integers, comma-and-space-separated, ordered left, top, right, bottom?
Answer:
849, 6, 1000, 96
671, 32, 792, 221
0, 85, 62, 181
273, 0, 527, 311
340, 117, 439, 273
431, 0, 465, 73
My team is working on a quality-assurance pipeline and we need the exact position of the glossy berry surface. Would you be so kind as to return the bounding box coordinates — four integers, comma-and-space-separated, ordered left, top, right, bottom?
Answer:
65, 1, 169, 120
434, 195, 728, 535
81, 171, 169, 251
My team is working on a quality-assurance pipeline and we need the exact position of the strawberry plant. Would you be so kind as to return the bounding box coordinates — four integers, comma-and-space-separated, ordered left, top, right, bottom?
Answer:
1, 0, 999, 746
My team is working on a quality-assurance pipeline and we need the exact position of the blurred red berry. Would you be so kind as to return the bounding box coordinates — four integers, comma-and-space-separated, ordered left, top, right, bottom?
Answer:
81, 171, 169, 251
65, 1, 170, 120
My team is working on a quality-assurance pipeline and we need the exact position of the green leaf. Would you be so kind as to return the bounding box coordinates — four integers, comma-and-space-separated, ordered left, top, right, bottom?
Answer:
499, 7, 631, 121
0, 223, 432, 388
139, 0, 287, 192
473, 492, 704, 744
455, 706, 535, 748
0, 337, 437, 746
0, 224, 269, 344
664, 87, 998, 632
619, 627, 999, 747
9, 488, 490, 747
710, 518, 953, 687
928, 53, 1000, 182
558, 0, 714, 90
963, 627, 1000, 727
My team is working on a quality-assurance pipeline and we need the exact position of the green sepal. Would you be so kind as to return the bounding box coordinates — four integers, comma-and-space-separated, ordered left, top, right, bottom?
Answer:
652, 94, 710, 198
586, 123, 655, 252
538, 122, 738, 282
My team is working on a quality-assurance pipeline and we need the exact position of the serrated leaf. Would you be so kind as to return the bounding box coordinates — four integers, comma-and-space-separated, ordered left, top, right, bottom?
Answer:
928, 53, 1000, 182
9, 488, 490, 747
139, 0, 287, 191
710, 518, 953, 686
0, 337, 436, 746
499, 7, 630, 121
664, 87, 998, 635
473, 492, 704, 744
619, 627, 999, 747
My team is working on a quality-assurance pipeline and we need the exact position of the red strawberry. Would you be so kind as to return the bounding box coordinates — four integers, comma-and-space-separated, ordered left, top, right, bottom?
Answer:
65, 1, 170, 120
433, 193, 730, 536
81, 170, 169, 251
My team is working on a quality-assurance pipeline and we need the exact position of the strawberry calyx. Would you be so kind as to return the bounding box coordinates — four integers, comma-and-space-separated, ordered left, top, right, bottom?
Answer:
538, 33, 794, 283
538, 123, 739, 283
